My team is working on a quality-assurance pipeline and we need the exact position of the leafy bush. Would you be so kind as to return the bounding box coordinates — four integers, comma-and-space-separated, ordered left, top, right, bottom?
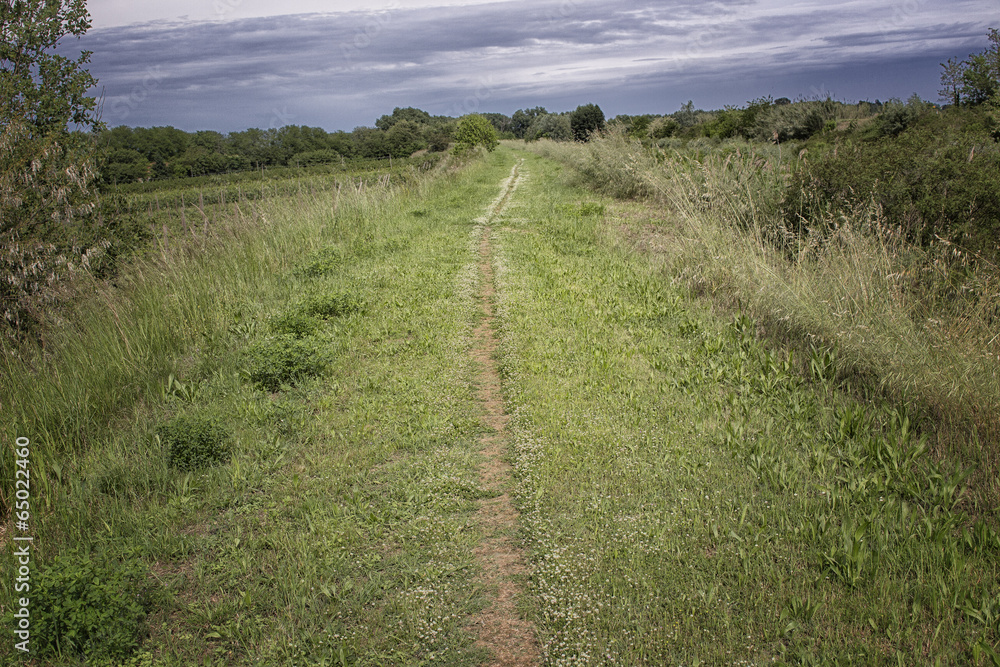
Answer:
453, 114, 499, 153
782, 106, 1000, 262
650, 116, 680, 139
303, 292, 362, 319
295, 246, 343, 278
269, 310, 321, 338
158, 413, 231, 471
245, 334, 328, 391
753, 99, 838, 142
29, 552, 155, 661
871, 95, 929, 138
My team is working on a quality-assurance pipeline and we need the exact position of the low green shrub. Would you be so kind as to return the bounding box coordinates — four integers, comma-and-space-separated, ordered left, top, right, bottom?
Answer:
269, 310, 321, 338
158, 413, 231, 471
28, 552, 156, 662
294, 246, 343, 278
303, 292, 362, 319
782, 106, 1000, 262
245, 334, 328, 391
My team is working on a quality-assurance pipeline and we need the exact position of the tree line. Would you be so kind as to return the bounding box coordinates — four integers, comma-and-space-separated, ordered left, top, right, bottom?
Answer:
99, 103, 609, 185
99, 108, 457, 184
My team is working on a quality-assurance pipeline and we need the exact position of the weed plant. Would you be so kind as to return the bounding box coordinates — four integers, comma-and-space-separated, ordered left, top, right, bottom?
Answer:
158, 414, 231, 471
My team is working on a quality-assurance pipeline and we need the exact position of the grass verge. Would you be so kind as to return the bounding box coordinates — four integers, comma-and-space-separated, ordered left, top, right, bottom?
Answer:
1, 149, 521, 665
497, 148, 1000, 664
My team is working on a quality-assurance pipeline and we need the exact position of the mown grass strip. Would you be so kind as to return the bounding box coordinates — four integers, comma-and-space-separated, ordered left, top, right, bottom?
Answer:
495, 148, 1000, 665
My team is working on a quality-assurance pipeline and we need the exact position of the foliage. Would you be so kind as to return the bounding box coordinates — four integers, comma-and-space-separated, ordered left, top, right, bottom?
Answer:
303, 292, 362, 319
158, 413, 231, 471
511, 106, 548, 139
98, 111, 457, 183
783, 106, 1000, 262
245, 334, 329, 391
0, 2, 164, 340
384, 119, 427, 157
701, 97, 773, 140
29, 552, 155, 661
452, 114, 499, 153
1, 0, 101, 232
649, 116, 680, 139
269, 310, 321, 338
752, 98, 837, 142
525, 113, 572, 142
937, 27, 1000, 107
289, 148, 343, 167
375, 106, 432, 130
872, 95, 930, 138
569, 103, 605, 141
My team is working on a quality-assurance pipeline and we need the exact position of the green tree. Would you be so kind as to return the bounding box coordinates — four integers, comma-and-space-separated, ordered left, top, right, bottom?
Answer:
570, 103, 605, 141
525, 113, 572, 142
939, 56, 965, 106
962, 52, 998, 106
375, 106, 431, 131
2, 0, 102, 238
384, 119, 425, 157
453, 114, 499, 153
511, 106, 547, 139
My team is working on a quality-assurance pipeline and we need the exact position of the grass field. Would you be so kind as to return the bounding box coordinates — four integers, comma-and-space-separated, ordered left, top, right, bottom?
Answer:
2, 146, 998, 665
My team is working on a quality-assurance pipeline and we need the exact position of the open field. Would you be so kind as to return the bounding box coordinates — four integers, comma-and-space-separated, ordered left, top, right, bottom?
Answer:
2, 146, 999, 665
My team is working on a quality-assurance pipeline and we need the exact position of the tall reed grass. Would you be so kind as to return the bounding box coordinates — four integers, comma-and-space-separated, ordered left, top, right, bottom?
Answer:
524, 133, 1000, 501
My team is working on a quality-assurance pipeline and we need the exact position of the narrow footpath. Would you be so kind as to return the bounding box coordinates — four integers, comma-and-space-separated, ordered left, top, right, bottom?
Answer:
467, 162, 539, 667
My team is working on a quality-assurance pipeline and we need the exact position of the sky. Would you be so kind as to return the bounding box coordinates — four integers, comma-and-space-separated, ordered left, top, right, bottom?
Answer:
62, 0, 998, 133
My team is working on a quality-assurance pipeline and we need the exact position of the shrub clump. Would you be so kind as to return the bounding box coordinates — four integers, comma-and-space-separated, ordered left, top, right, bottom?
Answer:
269, 310, 321, 338
28, 552, 156, 662
304, 292, 362, 319
245, 334, 328, 391
781, 107, 1000, 262
294, 246, 343, 278
158, 413, 231, 471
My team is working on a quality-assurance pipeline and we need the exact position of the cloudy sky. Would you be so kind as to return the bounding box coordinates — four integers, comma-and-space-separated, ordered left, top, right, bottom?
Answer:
66, 0, 997, 132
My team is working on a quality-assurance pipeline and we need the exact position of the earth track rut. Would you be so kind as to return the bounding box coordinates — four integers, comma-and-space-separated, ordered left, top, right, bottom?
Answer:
468, 161, 539, 667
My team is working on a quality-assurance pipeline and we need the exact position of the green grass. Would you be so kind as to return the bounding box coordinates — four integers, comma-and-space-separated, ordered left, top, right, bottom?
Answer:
523, 133, 1000, 510
495, 148, 999, 664
1, 149, 512, 664
2, 143, 998, 666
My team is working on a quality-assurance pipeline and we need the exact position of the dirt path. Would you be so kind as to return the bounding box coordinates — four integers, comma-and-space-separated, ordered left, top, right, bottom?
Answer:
468, 162, 538, 666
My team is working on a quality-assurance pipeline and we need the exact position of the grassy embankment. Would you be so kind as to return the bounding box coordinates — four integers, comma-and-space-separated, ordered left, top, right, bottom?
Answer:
1, 150, 517, 665
497, 147, 1000, 664
522, 132, 1000, 507
2, 141, 998, 665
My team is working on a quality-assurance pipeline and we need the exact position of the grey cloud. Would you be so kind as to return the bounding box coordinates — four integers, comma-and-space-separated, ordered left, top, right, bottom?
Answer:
66, 0, 1000, 131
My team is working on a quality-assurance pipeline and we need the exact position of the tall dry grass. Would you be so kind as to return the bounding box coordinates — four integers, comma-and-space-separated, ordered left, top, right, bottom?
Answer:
524, 133, 1000, 499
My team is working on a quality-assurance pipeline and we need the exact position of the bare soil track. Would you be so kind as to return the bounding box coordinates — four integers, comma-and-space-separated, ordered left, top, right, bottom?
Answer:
468, 162, 539, 667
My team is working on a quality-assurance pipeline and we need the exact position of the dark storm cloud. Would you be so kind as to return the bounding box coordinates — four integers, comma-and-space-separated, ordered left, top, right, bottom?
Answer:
68, 0, 998, 132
